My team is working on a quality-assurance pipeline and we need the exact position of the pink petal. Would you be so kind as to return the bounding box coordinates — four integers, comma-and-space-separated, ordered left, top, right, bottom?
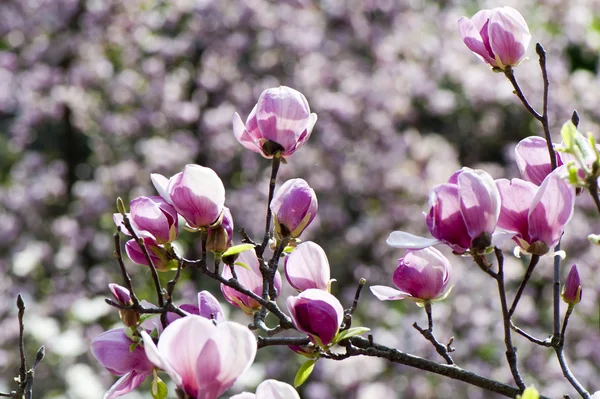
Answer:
458, 16, 496, 66
426, 184, 471, 252
458, 169, 500, 240
285, 241, 330, 291
528, 167, 575, 248
195, 321, 257, 399
386, 231, 441, 249
151, 173, 172, 204
255, 379, 300, 399
489, 7, 531, 67
496, 178, 537, 240
370, 285, 409, 301
197, 290, 225, 322
515, 136, 554, 185
233, 112, 262, 154
104, 371, 149, 399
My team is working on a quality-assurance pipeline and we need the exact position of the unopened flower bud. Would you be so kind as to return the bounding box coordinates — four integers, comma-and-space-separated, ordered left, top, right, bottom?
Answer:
287, 289, 343, 346
109, 283, 139, 327
125, 238, 170, 271
207, 207, 234, 254
270, 178, 317, 241
285, 241, 331, 292
562, 264, 582, 305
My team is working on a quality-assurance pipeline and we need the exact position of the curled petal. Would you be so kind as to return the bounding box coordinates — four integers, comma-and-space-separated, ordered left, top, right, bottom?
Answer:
386, 231, 441, 249
370, 285, 409, 301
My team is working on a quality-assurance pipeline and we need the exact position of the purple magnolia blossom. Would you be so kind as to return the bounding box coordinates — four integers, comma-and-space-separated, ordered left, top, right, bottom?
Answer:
387, 168, 500, 254
125, 238, 170, 271
370, 247, 452, 303
221, 248, 282, 314
496, 166, 575, 255
151, 164, 225, 229
233, 86, 318, 158
230, 379, 301, 399
562, 264, 582, 305
515, 136, 563, 185
142, 316, 256, 399
109, 283, 139, 327
285, 241, 331, 292
287, 288, 344, 346
270, 178, 318, 240
91, 328, 154, 399
458, 6, 531, 70
206, 207, 234, 253
167, 290, 226, 324
113, 196, 178, 244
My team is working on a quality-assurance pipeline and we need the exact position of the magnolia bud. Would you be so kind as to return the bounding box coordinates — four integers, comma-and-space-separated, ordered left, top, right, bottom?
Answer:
562, 264, 582, 305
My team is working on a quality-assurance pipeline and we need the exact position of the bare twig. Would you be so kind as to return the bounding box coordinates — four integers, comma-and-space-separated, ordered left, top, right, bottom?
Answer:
509, 255, 540, 317
413, 302, 454, 365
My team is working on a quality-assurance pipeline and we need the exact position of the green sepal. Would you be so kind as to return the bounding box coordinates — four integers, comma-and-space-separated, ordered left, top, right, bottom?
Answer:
222, 244, 254, 258
167, 259, 179, 271
233, 261, 251, 271
332, 327, 370, 345
517, 386, 539, 399
151, 374, 168, 399
139, 313, 159, 324
294, 358, 317, 387
129, 343, 137, 353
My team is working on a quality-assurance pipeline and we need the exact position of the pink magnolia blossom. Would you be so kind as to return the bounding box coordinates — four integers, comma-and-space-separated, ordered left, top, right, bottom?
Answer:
562, 264, 582, 305
370, 247, 452, 303
91, 328, 154, 399
113, 196, 178, 244
167, 290, 226, 324
151, 164, 225, 229
270, 178, 318, 240
458, 7, 531, 70
221, 248, 282, 314
387, 168, 500, 254
142, 316, 256, 399
496, 167, 575, 255
230, 379, 300, 399
287, 288, 344, 346
285, 241, 331, 292
125, 238, 170, 271
233, 86, 318, 159
515, 136, 563, 185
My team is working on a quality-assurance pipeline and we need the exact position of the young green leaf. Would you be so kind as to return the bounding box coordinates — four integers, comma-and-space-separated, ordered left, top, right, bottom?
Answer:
517, 386, 539, 399
294, 358, 317, 387
332, 326, 370, 345
222, 244, 255, 258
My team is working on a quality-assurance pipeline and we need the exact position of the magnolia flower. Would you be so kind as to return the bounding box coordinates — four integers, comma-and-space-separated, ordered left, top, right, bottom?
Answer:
496, 166, 575, 255
167, 290, 226, 324
562, 265, 582, 305
151, 164, 225, 229
287, 289, 344, 346
285, 241, 331, 292
233, 86, 318, 158
230, 380, 301, 399
370, 247, 452, 304
458, 7, 531, 70
91, 328, 154, 399
221, 248, 282, 314
387, 168, 500, 254
515, 136, 564, 185
125, 238, 170, 271
142, 316, 256, 399
270, 178, 318, 241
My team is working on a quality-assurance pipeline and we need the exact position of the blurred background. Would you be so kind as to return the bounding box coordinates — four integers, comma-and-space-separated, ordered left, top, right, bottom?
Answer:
2, 0, 600, 398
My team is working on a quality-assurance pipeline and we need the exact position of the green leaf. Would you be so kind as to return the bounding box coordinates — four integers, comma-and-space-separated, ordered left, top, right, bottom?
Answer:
233, 261, 251, 270
151, 376, 168, 399
517, 386, 539, 399
139, 313, 159, 324
294, 358, 317, 387
332, 326, 370, 344
560, 121, 578, 150
222, 244, 254, 258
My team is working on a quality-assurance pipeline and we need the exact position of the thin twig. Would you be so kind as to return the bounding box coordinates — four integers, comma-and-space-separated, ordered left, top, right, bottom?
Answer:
413, 302, 454, 365
342, 278, 366, 330
510, 321, 551, 347
113, 231, 140, 306
509, 255, 540, 317
258, 156, 282, 257
493, 248, 526, 390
